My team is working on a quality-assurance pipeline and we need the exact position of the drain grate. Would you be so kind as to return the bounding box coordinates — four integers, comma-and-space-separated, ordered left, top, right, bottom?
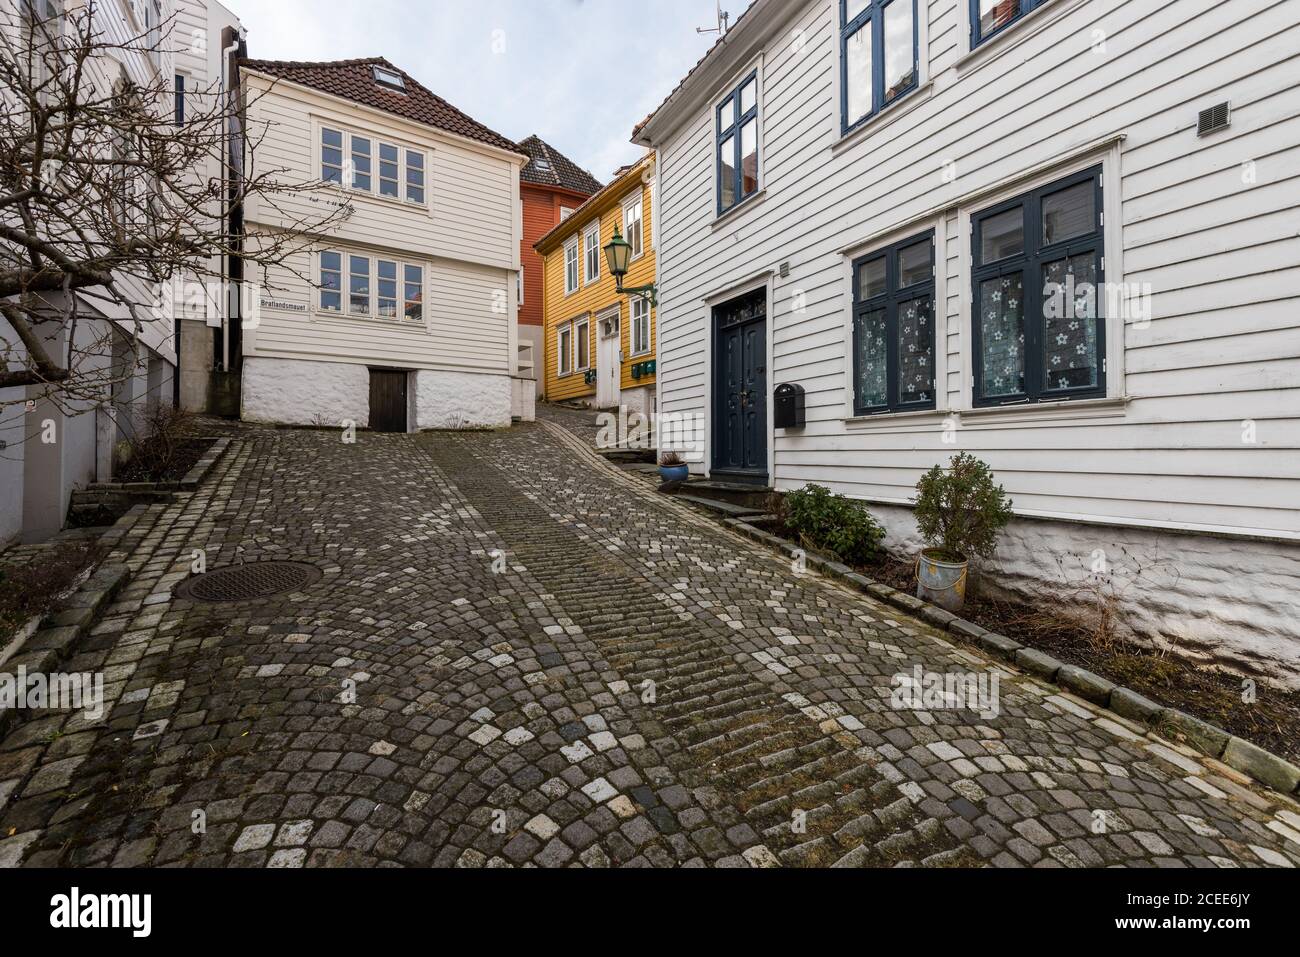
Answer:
177, 562, 322, 603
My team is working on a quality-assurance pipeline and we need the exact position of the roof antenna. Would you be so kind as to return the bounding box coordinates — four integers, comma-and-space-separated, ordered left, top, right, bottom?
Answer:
697, 0, 730, 35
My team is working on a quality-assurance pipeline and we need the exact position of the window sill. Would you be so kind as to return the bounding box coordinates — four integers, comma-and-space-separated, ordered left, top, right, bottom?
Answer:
843, 407, 947, 430
831, 81, 935, 158
958, 394, 1131, 424
335, 186, 429, 214
711, 189, 767, 232
312, 310, 428, 331
954, 0, 1091, 78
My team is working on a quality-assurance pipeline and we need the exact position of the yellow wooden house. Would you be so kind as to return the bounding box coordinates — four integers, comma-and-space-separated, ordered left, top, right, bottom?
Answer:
535, 154, 656, 414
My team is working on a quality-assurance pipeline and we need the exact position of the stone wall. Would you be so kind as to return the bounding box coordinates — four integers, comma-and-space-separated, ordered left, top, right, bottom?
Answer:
869, 502, 1300, 689
416, 370, 511, 431
242, 357, 370, 429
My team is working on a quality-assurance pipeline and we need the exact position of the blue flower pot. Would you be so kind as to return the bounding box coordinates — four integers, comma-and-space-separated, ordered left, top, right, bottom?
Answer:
660, 465, 690, 483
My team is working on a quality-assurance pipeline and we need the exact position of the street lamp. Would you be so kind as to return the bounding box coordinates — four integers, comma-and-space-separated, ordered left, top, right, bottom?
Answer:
603, 226, 657, 307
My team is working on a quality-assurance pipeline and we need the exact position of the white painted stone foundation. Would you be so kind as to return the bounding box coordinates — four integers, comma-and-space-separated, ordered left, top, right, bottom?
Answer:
866, 502, 1300, 689
415, 370, 511, 431
242, 357, 370, 429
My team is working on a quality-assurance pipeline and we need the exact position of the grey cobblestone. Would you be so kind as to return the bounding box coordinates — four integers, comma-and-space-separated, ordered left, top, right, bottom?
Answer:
0, 418, 1296, 869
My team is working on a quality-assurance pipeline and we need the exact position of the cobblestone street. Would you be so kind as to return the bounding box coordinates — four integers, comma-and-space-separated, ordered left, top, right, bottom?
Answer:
2, 418, 1298, 869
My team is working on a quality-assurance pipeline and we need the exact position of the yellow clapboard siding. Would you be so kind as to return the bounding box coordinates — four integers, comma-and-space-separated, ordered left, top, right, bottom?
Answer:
538, 156, 657, 404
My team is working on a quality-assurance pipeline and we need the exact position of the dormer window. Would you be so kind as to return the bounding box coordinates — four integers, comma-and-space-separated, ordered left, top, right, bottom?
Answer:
373, 66, 406, 91
534, 159, 552, 172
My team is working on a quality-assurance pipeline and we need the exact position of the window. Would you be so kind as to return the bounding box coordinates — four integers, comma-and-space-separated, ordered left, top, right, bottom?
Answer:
852, 231, 935, 414
971, 166, 1105, 406
558, 325, 573, 376
321, 128, 344, 184
349, 255, 370, 316
716, 72, 759, 215
406, 150, 425, 204
560, 206, 575, 221
404, 265, 423, 322
322, 126, 426, 204
351, 136, 372, 191
373, 65, 405, 90
319, 251, 426, 323
518, 269, 524, 306
584, 222, 601, 284
576, 317, 590, 370
379, 143, 400, 198
174, 74, 185, 125
564, 239, 579, 295
624, 195, 644, 260
377, 260, 398, 318
319, 252, 342, 312
971, 0, 1052, 47
842, 0, 918, 133
632, 298, 652, 356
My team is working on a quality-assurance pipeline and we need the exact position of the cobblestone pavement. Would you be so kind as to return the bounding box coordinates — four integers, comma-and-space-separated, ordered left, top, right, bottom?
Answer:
2, 420, 1299, 869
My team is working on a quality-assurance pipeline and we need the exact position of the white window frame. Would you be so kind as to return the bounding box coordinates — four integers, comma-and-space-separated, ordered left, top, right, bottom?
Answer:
560, 206, 575, 221
564, 238, 580, 295
631, 297, 652, 356
317, 249, 429, 327
558, 323, 574, 376
711, 54, 765, 222
575, 316, 591, 372
583, 220, 601, 284
317, 120, 429, 208
623, 192, 645, 261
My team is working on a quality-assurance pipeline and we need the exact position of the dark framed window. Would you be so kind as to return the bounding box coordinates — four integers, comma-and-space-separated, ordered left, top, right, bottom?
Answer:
716, 71, 759, 215
852, 230, 936, 415
841, 0, 918, 135
971, 165, 1105, 407
970, 0, 1053, 48
174, 74, 185, 125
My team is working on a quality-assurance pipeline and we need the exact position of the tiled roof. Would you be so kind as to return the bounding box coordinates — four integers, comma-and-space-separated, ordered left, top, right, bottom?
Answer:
519, 136, 603, 197
240, 57, 524, 157
534, 154, 653, 253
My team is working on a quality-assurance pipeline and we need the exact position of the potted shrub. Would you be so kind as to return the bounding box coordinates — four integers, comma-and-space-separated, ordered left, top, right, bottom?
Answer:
659, 451, 690, 484
912, 453, 1013, 612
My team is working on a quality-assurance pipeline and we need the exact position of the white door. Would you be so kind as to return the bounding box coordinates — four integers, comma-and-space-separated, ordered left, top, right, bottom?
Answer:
596, 311, 621, 409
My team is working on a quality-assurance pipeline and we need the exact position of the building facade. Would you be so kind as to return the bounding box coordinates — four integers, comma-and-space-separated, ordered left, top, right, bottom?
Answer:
0, 0, 227, 546
635, 0, 1300, 684
536, 154, 658, 415
237, 57, 528, 432
518, 136, 602, 399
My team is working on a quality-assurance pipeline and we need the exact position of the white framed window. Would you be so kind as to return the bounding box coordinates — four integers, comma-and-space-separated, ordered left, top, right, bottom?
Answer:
319, 250, 426, 324
624, 194, 644, 260
583, 221, 601, 284
320, 123, 427, 206
575, 317, 590, 371
564, 239, 579, 295
558, 324, 573, 375
632, 297, 652, 356
517, 269, 524, 306
560, 206, 575, 221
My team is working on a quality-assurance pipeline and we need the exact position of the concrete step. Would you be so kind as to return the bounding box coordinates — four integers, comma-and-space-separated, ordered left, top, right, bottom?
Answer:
674, 494, 766, 518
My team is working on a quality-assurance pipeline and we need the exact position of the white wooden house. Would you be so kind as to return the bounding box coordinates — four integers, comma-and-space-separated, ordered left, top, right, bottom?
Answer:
634, 0, 1300, 684
237, 57, 528, 432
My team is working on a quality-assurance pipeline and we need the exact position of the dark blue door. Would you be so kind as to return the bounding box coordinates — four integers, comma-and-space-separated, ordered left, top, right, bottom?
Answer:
713, 289, 768, 483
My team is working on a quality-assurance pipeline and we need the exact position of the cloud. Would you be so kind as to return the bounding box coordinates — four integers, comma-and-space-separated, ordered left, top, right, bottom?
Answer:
228, 0, 752, 180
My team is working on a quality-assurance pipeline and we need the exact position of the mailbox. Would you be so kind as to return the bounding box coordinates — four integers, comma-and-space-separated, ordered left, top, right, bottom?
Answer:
774, 383, 806, 430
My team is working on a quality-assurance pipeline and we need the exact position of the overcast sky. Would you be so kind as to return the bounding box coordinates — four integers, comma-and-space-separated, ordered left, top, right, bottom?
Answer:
226, 0, 753, 183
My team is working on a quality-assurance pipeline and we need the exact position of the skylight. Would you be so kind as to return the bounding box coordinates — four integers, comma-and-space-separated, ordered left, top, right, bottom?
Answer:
373, 66, 405, 91
534, 159, 552, 172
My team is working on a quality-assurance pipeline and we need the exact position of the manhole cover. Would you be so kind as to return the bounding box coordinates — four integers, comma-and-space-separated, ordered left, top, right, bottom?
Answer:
177, 562, 322, 603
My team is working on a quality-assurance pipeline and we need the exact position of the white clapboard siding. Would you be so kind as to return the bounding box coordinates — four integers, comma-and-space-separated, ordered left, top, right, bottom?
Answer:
651, 0, 1300, 538
239, 69, 520, 376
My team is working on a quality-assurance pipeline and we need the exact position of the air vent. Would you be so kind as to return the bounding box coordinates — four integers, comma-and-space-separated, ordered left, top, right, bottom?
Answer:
1197, 102, 1230, 136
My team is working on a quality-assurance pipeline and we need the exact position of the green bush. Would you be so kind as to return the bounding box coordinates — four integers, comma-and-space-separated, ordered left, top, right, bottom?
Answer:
913, 453, 1013, 563
784, 484, 885, 566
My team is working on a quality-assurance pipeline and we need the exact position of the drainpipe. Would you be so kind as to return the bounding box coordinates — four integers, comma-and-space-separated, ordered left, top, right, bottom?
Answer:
219, 29, 245, 374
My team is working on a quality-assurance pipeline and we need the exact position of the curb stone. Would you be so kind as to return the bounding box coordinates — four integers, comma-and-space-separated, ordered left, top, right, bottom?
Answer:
717, 513, 1300, 801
